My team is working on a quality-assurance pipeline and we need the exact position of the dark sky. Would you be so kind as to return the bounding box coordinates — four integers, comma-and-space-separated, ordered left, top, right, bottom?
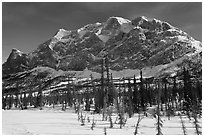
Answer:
2, 2, 202, 63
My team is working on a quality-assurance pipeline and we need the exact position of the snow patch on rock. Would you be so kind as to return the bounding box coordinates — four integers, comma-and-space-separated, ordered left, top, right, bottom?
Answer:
96, 22, 102, 26
54, 28, 71, 40
95, 28, 110, 42
77, 27, 88, 38
9, 48, 24, 59
113, 17, 134, 33
177, 35, 188, 42
112, 17, 131, 24
12, 48, 23, 56
152, 18, 162, 23
138, 16, 149, 26
191, 40, 202, 52
97, 34, 111, 43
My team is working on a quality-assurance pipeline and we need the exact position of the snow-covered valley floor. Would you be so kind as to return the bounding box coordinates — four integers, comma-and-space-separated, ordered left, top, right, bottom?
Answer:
2, 106, 202, 135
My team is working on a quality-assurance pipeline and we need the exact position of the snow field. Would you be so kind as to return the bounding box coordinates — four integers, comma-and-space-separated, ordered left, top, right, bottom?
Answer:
2, 106, 202, 135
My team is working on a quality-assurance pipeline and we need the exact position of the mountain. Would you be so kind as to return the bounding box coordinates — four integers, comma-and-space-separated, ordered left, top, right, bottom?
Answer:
3, 48, 30, 74
2, 16, 202, 92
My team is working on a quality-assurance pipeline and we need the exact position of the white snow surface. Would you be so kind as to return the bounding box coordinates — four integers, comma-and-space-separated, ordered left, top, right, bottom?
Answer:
11, 48, 23, 59
112, 17, 131, 25
2, 107, 202, 135
77, 28, 87, 38
96, 17, 134, 42
54, 28, 71, 40
97, 34, 110, 43
140, 16, 148, 21
48, 29, 71, 50
152, 18, 162, 23
191, 40, 202, 52
177, 35, 188, 42
176, 35, 202, 52
113, 17, 134, 33
166, 28, 179, 33
78, 22, 102, 38
12, 48, 23, 55
95, 22, 102, 25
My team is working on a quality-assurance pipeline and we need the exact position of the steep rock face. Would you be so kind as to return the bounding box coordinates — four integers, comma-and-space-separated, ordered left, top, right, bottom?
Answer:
28, 40, 59, 69
54, 31, 104, 71
2, 16, 202, 77
3, 48, 30, 75
98, 17, 201, 71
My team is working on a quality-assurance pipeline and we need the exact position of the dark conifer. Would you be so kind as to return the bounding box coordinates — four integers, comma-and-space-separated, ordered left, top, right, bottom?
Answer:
134, 112, 143, 135
179, 113, 187, 135
133, 75, 138, 112
140, 70, 145, 111
155, 81, 163, 135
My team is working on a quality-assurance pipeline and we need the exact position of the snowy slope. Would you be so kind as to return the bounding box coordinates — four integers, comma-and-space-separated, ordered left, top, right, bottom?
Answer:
2, 108, 202, 135
54, 28, 71, 40
2, 16, 202, 89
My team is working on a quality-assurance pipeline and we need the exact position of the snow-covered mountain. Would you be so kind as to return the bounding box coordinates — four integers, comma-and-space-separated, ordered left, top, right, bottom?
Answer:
2, 16, 202, 84
3, 48, 30, 74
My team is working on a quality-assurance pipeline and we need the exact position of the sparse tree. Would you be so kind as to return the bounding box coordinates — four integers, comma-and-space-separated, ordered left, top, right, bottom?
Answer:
179, 113, 187, 135
91, 116, 96, 130
133, 75, 139, 112
183, 68, 193, 114
127, 79, 133, 118
192, 112, 202, 135
80, 111, 86, 126
155, 81, 163, 135
134, 112, 143, 135
139, 70, 145, 111
104, 127, 107, 135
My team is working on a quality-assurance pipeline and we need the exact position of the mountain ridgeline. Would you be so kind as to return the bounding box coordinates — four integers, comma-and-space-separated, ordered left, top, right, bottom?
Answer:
3, 16, 202, 78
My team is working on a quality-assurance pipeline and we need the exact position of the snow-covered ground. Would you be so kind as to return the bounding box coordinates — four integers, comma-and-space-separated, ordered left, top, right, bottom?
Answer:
2, 106, 202, 135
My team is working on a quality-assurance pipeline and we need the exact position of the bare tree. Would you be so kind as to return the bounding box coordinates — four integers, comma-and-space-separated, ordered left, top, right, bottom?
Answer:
155, 81, 163, 135
134, 112, 143, 135
179, 113, 187, 135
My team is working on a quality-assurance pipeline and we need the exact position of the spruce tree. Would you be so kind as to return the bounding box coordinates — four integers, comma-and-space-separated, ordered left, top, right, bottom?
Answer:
28, 87, 33, 107
134, 112, 143, 135
91, 116, 96, 130
104, 127, 107, 135
155, 81, 163, 135
191, 80, 202, 135
133, 75, 138, 112
126, 79, 133, 117
183, 68, 192, 113
192, 109, 201, 135
15, 82, 19, 108
23, 92, 27, 109
179, 113, 187, 135
140, 70, 145, 111
2, 96, 6, 110
101, 58, 106, 120
172, 77, 177, 109
85, 87, 90, 111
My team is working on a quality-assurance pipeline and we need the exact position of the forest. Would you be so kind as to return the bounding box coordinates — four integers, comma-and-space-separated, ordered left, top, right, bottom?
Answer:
2, 58, 202, 135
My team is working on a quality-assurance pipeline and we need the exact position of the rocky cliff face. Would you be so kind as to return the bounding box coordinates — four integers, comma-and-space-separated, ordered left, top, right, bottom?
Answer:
3, 16, 202, 79
3, 48, 30, 74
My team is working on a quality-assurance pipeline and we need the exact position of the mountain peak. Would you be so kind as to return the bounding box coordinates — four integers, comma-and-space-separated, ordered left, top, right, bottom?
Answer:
12, 48, 23, 54
9, 48, 24, 60
131, 16, 148, 24
2, 16, 202, 77
54, 28, 71, 40
139, 16, 149, 21
109, 16, 131, 25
